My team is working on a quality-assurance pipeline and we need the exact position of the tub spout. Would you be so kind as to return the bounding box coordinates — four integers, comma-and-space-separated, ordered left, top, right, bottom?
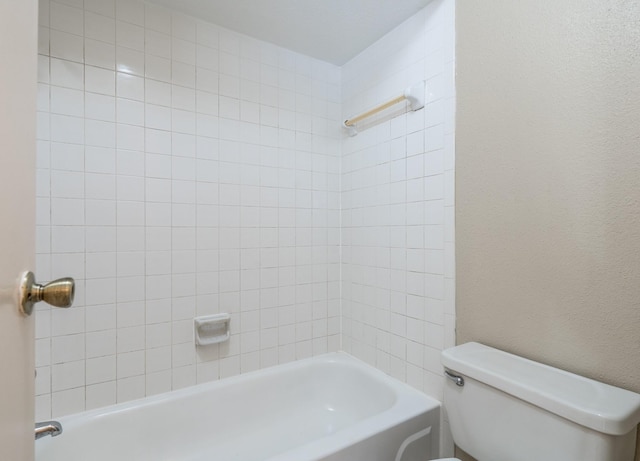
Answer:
35, 421, 63, 440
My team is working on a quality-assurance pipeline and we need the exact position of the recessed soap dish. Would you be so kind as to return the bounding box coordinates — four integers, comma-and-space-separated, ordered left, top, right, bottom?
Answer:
194, 313, 230, 346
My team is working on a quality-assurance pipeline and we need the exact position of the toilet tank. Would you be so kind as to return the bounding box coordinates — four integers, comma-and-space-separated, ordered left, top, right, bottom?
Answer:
441, 343, 640, 461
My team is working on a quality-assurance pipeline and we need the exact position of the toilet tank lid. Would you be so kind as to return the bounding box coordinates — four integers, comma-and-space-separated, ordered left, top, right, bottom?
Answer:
441, 342, 640, 436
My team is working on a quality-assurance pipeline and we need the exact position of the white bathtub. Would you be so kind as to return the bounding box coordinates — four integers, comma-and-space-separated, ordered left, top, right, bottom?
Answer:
36, 352, 441, 461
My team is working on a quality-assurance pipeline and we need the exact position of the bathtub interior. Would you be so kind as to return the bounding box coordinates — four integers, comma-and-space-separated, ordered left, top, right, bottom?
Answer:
36, 353, 441, 461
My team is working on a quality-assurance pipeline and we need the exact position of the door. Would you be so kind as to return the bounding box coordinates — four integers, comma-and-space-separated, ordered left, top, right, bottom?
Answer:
0, 0, 38, 460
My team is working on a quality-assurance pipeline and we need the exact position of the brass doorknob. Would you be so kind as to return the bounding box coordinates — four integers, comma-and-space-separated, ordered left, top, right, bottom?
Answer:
19, 271, 75, 316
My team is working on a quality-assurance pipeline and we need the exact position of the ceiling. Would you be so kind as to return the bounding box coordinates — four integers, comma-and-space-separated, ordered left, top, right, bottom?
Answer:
145, 0, 432, 65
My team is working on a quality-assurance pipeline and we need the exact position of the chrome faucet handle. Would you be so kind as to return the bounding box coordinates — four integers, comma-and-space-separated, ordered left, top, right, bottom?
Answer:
19, 271, 75, 316
35, 421, 63, 440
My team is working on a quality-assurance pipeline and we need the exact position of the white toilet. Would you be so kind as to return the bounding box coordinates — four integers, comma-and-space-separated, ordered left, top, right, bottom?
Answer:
433, 342, 640, 461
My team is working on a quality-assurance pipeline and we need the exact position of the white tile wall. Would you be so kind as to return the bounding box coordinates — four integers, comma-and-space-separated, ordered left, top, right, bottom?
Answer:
36, 0, 341, 419
341, 0, 455, 411
36, 1, 455, 445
